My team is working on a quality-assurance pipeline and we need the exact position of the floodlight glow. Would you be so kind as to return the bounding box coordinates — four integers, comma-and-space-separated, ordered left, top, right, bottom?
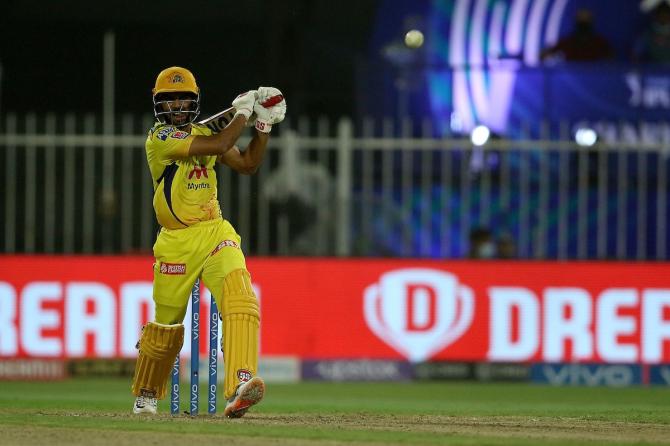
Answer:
575, 128, 598, 147
470, 125, 491, 146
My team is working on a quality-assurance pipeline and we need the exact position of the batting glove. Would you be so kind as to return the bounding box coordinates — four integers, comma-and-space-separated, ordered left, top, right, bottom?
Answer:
231, 90, 257, 121
253, 86, 287, 133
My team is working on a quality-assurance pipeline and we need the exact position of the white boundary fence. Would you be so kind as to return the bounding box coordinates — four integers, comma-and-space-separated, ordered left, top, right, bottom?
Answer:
1, 112, 668, 259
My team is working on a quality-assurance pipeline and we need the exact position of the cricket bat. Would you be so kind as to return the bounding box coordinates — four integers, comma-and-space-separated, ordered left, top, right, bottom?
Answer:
198, 94, 284, 133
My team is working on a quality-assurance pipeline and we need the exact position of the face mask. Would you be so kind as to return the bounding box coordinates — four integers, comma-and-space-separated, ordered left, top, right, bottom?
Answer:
477, 242, 496, 259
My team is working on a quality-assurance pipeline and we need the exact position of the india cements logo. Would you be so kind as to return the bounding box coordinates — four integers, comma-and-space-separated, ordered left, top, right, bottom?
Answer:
160, 262, 186, 275
363, 268, 474, 362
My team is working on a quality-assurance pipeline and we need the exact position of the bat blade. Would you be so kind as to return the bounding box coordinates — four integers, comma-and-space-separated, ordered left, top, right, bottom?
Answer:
198, 106, 236, 133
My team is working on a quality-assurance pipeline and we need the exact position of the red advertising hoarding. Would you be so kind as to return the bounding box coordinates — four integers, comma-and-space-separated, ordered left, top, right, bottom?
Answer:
1, 256, 670, 364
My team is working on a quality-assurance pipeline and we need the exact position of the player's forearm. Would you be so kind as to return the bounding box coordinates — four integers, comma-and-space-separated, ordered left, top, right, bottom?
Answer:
241, 131, 270, 174
189, 114, 246, 157
216, 115, 248, 153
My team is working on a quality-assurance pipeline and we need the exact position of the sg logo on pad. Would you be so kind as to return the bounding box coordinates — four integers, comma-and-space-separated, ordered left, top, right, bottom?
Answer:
363, 268, 474, 362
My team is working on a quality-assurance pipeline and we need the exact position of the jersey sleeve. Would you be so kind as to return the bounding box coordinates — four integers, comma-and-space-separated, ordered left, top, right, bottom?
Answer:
150, 125, 195, 161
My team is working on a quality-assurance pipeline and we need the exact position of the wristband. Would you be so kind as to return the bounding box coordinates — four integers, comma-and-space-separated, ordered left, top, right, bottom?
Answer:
255, 120, 272, 133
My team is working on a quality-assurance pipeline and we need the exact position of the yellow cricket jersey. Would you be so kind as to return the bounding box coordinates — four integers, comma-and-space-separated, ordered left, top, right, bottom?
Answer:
145, 123, 221, 229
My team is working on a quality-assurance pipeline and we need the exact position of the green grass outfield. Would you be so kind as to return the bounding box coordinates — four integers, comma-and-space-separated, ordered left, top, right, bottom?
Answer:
0, 378, 669, 445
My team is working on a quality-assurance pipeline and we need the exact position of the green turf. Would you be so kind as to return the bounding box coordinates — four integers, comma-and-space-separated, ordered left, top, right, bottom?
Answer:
0, 378, 669, 445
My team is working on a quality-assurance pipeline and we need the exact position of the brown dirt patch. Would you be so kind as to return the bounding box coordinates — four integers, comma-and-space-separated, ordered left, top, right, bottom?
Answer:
247, 413, 670, 444
1, 412, 669, 445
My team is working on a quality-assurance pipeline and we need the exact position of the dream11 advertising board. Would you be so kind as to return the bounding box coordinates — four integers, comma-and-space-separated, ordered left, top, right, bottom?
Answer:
1, 257, 670, 365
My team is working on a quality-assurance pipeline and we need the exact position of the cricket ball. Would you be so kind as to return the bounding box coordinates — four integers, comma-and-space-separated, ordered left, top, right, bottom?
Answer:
404, 29, 424, 49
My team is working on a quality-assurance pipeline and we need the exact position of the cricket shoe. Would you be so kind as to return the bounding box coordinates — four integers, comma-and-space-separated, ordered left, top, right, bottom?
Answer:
133, 394, 157, 414
224, 376, 265, 418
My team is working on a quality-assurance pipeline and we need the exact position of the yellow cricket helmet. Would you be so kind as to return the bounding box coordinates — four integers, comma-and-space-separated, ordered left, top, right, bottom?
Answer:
152, 66, 199, 96
152, 66, 201, 127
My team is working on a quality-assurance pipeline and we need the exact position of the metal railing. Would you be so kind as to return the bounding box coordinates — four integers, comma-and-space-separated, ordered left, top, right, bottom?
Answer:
1, 112, 668, 259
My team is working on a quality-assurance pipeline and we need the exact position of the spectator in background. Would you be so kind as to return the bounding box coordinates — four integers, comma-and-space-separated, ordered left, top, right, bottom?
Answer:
496, 233, 517, 260
541, 9, 613, 62
633, 3, 670, 64
468, 227, 496, 259
468, 227, 518, 260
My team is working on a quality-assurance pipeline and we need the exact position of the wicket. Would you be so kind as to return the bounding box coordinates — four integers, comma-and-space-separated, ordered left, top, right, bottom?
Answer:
171, 278, 220, 416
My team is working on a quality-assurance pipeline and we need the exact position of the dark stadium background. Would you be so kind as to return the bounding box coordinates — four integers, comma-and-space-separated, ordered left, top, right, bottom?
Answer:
0, 0, 378, 119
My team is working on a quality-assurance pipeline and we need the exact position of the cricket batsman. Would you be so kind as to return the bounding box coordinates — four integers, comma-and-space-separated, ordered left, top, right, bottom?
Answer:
131, 66, 286, 417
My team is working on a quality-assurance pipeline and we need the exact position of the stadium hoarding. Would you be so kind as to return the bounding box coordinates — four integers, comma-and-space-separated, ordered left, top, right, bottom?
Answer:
650, 364, 670, 385
301, 360, 414, 381
530, 363, 644, 387
0, 359, 67, 380
1, 256, 670, 365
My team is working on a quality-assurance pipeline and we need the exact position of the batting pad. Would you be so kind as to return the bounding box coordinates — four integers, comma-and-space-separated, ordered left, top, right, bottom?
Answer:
131, 322, 184, 399
221, 269, 260, 399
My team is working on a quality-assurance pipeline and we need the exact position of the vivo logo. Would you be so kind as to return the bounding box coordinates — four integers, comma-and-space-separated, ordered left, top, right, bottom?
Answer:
190, 384, 198, 408
651, 366, 670, 385
659, 367, 670, 384
209, 349, 217, 376
192, 312, 199, 341
210, 312, 218, 338
364, 268, 474, 362
209, 384, 217, 412
537, 364, 638, 387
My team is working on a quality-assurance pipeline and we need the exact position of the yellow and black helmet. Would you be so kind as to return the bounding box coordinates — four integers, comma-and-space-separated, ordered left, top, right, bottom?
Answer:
152, 66, 200, 126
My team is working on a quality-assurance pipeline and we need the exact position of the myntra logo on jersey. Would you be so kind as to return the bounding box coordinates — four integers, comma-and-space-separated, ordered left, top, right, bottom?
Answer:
363, 268, 670, 364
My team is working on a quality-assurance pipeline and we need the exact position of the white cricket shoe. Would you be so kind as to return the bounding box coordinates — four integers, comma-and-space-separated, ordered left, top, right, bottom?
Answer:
223, 376, 265, 418
133, 395, 157, 414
